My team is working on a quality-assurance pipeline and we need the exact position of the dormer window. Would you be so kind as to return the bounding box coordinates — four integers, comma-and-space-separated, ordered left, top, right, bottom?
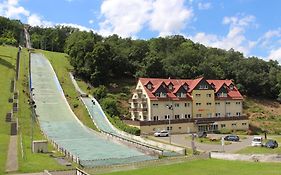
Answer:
229, 84, 234, 90
199, 85, 208, 89
147, 83, 152, 90
176, 93, 186, 98
183, 85, 188, 90
168, 84, 173, 90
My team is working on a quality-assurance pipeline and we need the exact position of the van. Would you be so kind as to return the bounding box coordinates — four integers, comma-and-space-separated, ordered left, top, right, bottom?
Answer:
251, 136, 263, 147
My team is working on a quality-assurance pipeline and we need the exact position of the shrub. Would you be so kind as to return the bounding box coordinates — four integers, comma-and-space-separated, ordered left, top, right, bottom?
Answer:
109, 116, 140, 136
92, 85, 107, 100
100, 97, 120, 117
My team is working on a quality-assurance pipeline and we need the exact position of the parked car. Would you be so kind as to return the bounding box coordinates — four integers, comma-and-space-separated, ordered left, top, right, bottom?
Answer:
251, 136, 263, 147
154, 130, 169, 137
264, 140, 278, 149
197, 131, 207, 138
224, 135, 240, 142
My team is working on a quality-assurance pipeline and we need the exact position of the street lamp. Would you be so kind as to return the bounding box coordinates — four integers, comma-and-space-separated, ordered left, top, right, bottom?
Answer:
166, 104, 173, 144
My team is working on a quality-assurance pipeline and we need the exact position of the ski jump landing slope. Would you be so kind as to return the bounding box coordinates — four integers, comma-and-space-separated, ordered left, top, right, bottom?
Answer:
30, 53, 155, 167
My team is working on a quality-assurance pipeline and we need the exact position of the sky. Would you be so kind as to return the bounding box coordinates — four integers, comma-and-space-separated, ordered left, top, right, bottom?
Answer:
1, 0, 281, 62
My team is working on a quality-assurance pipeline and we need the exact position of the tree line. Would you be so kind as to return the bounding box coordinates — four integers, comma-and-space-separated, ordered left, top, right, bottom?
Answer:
0, 16, 24, 46
1, 16, 281, 101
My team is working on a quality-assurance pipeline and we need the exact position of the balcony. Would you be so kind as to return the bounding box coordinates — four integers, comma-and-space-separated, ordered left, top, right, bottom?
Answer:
129, 106, 148, 113
129, 98, 147, 104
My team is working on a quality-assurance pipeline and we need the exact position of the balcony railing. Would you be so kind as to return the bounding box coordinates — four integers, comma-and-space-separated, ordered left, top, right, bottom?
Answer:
129, 98, 147, 103
129, 107, 148, 113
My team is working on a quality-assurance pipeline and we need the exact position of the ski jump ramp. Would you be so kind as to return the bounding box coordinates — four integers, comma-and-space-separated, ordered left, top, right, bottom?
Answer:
30, 53, 156, 167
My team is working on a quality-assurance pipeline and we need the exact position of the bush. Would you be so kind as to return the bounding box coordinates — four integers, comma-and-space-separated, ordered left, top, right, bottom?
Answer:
93, 85, 107, 100
109, 116, 140, 136
216, 128, 232, 134
100, 97, 120, 117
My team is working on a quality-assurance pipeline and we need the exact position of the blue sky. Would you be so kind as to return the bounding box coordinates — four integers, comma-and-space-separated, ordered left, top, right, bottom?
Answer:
1, 0, 281, 62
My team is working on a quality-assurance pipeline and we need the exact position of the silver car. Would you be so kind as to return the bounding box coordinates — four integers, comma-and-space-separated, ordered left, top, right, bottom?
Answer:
154, 130, 169, 137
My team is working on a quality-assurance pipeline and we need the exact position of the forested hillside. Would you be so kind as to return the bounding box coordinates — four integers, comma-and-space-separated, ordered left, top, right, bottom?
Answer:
31, 28, 281, 100
1, 16, 281, 101
0, 16, 24, 46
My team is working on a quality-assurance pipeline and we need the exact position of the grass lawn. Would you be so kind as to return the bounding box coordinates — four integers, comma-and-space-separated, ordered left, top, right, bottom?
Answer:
236, 137, 281, 154
103, 159, 281, 175
0, 45, 17, 174
39, 50, 97, 131
17, 48, 73, 173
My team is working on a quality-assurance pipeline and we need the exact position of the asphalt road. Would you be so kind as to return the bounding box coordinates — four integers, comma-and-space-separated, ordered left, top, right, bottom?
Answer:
154, 134, 254, 153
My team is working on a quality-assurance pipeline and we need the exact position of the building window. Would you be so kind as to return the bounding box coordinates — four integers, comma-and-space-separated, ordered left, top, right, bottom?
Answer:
232, 123, 237, 126
152, 103, 158, 107
215, 113, 221, 117
217, 92, 227, 97
236, 102, 241, 105
206, 94, 211, 97
207, 102, 212, 106
226, 102, 231, 105
185, 103, 190, 107
196, 94, 201, 97
143, 116, 147, 120
167, 126, 172, 130
175, 103, 180, 107
153, 116, 159, 121
226, 112, 231, 117
185, 114, 187, 118
164, 115, 170, 120
207, 113, 212, 117
196, 114, 202, 118
179, 127, 181, 130
183, 85, 188, 90
221, 124, 226, 128
215, 102, 220, 105
236, 112, 241, 116
160, 92, 167, 98
155, 93, 160, 97
199, 85, 208, 89
196, 103, 201, 106
175, 115, 180, 119
169, 84, 173, 90
242, 123, 247, 126
229, 85, 234, 90
188, 114, 191, 118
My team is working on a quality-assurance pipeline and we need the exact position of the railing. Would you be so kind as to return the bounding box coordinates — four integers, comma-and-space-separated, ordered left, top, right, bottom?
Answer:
129, 98, 147, 103
123, 115, 248, 126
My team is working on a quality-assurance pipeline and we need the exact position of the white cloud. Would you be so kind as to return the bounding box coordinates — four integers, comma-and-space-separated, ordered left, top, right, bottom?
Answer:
190, 14, 256, 55
198, 2, 211, 10
149, 0, 193, 36
58, 23, 93, 31
27, 14, 53, 27
99, 0, 152, 37
267, 48, 281, 62
89, 19, 94, 24
0, 0, 29, 19
98, 0, 193, 37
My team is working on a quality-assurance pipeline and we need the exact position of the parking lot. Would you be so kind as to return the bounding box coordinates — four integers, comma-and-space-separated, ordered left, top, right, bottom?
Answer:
152, 134, 254, 153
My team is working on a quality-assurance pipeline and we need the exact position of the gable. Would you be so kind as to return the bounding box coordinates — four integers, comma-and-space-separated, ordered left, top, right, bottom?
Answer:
194, 78, 213, 90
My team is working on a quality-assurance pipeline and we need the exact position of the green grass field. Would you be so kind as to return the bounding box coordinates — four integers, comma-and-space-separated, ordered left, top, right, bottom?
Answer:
16, 48, 72, 173
102, 159, 281, 175
39, 50, 97, 131
0, 45, 16, 174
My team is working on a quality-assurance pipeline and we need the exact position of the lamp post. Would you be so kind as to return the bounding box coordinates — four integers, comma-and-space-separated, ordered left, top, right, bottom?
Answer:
166, 104, 173, 144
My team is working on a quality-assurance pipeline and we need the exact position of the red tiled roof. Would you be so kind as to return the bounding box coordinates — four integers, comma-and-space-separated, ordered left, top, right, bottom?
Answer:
138, 77, 243, 100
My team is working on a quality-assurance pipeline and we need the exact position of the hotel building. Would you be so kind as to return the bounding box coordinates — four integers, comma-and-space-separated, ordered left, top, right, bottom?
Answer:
128, 77, 249, 134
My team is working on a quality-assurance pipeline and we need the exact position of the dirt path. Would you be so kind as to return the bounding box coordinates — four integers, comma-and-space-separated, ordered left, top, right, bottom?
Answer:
6, 135, 18, 172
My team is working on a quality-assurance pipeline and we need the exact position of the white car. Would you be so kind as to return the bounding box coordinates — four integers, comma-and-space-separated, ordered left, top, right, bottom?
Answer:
154, 130, 169, 137
251, 136, 263, 147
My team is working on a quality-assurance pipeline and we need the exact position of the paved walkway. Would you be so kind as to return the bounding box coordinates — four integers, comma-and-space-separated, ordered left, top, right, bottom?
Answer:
154, 134, 253, 153
6, 135, 18, 172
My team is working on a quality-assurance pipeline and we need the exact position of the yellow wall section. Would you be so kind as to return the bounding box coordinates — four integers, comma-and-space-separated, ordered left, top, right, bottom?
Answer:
192, 90, 215, 118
